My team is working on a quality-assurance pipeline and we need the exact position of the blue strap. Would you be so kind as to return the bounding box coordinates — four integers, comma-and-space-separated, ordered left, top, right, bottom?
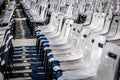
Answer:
40, 34, 45, 37
36, 33, 41, 37
55, 69, 63, 79
48, 54, 53, 59
43, 44, 50, 47
39, 34, 46, 38
35, 29, 41, 32
36, 32, 40, 34
52, 60, 60, 67
41, 40, 49, 44
46, 49, 52, 53
37, 34, 45, 38
39, 37, 47, 40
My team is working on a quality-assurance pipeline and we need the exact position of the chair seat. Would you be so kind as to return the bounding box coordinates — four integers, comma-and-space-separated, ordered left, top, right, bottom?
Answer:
59, 64, 96, 80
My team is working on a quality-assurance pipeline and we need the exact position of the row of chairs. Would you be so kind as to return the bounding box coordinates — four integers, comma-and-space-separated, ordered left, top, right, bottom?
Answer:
21, 0, 120, 80
0, 1, 16, 80
20, 0, 119, 36
20, 0, 48, 35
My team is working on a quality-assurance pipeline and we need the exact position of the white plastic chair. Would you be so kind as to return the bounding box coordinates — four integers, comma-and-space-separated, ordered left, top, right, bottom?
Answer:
35, 11, 62, 33
57, 33, 106, 80
102, 16, 119, 39
43, 21, 81, 55
95, 43, 120, 80
95, 12, 113, 34
46, 27, 90, 61
30, 6, 48, 23
36, 13, 64, 36
42, 19, 73, 41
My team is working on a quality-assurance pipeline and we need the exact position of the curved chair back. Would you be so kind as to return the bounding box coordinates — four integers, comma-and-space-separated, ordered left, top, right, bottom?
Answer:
96, 43, 120, 80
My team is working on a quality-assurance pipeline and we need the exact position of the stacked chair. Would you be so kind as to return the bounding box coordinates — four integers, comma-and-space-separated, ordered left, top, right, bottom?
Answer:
0, 1, 16, 80
21, 0, 120, 80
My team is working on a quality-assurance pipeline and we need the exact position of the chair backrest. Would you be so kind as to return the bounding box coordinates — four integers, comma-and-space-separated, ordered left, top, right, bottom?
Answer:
82, 12, 93, 26
37, 6, 48, 21
85, 12, 106, 30
73, 27, 106, 66
95, 43, 120, 80
52, 15, 64, 34
72, 6, 79, 19
44, 12, 63, 31
49, 11, 62, 27
31, 5, 36, 12
73, 27, 91, 58
67, 23, 82, 46
30, 2, 35, 10
102, 0, 112, 13
94, 0, 105, 13
58, 19, 72, 37
99, 12, 113, 34
58, 19, 74, 42
65, 4, 74, 18
103, 15, 119, 37
35, 4, 40, 12
49, 2, 55, 12
78, 0, 86, 13
106, 16, 120, 40
92, 13, 106, 32
89, 34, 106, 66
74, 33, 106, 77
85, 0, 95, 13
111, 17, 120, 40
